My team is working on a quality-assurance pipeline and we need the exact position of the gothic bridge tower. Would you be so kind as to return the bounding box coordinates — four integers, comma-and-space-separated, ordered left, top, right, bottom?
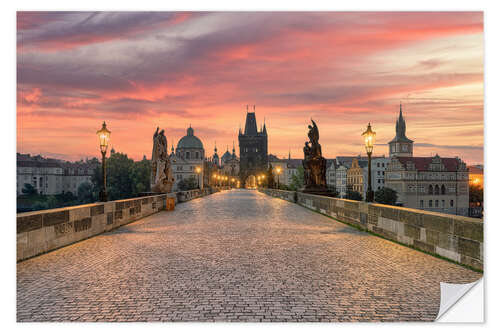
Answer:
238, 105, 268, 185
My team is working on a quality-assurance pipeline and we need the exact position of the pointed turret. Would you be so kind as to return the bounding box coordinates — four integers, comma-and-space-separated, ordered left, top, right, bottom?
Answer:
262, 117, 267, 135
388, 103, 413, 157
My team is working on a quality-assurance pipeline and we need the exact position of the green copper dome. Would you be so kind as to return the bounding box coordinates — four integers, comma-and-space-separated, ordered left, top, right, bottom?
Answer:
177, 126, 204, 149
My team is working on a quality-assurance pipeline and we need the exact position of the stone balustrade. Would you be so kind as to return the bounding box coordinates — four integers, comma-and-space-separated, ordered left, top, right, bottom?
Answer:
260, 188, 483, 271
17, 187, 227, 262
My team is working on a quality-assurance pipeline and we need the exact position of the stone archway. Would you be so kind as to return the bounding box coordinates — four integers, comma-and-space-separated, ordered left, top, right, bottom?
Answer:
245, 175, 257, 189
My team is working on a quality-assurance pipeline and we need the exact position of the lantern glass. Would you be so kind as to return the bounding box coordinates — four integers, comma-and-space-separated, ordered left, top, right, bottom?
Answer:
96, 122, 111, 154
362, 123, 376, 154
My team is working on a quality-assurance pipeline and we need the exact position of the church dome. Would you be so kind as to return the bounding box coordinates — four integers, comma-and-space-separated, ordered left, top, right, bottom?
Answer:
177, 126, 204, 150
222, 149, 232, 162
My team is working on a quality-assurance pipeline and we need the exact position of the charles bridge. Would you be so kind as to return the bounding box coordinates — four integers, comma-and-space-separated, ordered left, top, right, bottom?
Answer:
17, 187, 482, 322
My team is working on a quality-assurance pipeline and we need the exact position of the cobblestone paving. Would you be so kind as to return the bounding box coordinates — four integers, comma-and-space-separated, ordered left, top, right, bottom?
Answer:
17, 190, 481, 322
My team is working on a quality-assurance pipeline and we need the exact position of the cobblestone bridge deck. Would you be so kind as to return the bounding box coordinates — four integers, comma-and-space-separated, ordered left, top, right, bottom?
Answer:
17, 189, 481, 322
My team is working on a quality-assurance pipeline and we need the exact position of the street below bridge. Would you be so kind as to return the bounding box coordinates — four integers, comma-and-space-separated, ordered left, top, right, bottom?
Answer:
17, 189, 481, 322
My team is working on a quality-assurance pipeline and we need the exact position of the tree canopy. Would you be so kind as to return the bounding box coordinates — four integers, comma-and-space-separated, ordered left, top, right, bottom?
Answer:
374, 187, 398, 205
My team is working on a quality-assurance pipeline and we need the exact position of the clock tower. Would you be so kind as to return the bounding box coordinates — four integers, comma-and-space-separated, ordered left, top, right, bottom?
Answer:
388, 103, 413, 157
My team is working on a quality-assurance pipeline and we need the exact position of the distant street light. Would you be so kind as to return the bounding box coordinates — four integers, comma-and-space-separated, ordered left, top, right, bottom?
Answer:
276, 167, 282, 189
195, 166, 201, 189
362, 123, 376, 202
96, 121, 111, 202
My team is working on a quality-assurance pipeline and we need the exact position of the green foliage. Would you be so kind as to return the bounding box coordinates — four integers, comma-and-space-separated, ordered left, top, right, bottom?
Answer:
345, 189, 363, 201
326, 185, 339, 198
469, 184, 483, 204
177, 176, 198, 191
130, 157, 151, 196
21, 183, 37, 196
90, 151, 151, 201
374, 187, 398, 205
77, 182, 94, 203
289, 166, 304, 191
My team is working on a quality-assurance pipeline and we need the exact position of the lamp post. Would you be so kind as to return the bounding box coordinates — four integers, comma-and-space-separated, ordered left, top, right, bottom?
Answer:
195, 166, 201, 189
276, 167, 282, 189
96, 121, 111, 202
362, 123, 376, 202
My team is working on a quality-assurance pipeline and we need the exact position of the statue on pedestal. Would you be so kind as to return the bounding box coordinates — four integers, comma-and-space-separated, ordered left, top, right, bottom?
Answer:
151, 127, 174, 193
302, 119, 327, 193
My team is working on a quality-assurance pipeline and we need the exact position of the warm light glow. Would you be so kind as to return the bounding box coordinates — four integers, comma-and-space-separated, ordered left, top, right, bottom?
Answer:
96, 121, 111, 154
362, 123, 376, 154
195, 166, 201, 174
276, 167, 282, 174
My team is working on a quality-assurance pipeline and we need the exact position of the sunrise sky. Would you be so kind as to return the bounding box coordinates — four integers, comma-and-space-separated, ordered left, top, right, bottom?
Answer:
17, 12, 484, 164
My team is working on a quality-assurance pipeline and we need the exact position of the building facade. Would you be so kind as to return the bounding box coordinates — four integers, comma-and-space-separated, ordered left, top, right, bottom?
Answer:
335, 164, 349, 198
385, 155, 469, 216
238, 110, 268, 184
371, 157, 391, 191
347, 157, 368, 198
221, 143, 240, 177
170, 126, 205, 191
16, 153, 96, 196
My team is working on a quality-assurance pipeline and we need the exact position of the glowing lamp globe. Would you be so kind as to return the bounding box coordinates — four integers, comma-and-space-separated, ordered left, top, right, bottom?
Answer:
96, 121, 111, 154
362, 123, 376, 154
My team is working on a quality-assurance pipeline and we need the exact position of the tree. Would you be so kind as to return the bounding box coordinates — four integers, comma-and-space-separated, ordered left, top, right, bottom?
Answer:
345, 189, 363, 201
289, 166, 304, 191
374, 187, 398, 205
21, 183, 37, 196
177, 176, 198, 191
130, 157, 151, 196
469, 184, 483, 204
327, 185, 339, 198
77, 182, 94, 203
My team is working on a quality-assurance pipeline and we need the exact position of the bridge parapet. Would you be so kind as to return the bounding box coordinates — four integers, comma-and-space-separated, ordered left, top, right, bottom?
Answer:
17, 187, 226, 262
260, 188, 483, 271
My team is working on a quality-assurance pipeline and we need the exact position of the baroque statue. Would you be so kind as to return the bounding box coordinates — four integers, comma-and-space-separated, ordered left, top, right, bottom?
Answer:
302, 119, 327, 192
151, 127, 174, 193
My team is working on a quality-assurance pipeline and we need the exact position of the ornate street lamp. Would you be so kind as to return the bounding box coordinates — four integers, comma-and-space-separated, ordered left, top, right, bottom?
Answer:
96, 121, 111, 202
276, 167, 282, 189
362, 123, 376, 202
195, 166, 201, 189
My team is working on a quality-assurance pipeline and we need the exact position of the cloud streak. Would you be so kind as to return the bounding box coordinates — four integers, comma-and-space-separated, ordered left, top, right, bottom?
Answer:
17, 12, 483, 164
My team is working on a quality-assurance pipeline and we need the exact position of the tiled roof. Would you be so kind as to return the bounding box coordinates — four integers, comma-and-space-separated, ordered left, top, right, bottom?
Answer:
396, 156, 461, 172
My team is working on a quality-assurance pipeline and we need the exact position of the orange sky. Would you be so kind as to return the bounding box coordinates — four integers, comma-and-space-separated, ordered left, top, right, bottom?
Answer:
17, 12, 483, 164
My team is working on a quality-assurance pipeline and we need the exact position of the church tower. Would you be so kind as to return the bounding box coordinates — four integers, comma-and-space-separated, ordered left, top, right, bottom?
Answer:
238, 105, 268, 183
388, 103, 413, 157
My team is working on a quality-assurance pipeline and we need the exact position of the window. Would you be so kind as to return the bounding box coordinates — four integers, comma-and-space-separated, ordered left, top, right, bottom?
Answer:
382, 171, 385, 175
435, 200, 439, 207
428, 185, 433, 194
382, 163, 385, 167
450, 200, 454, 207
434, 185, 440, 195
195, 152, 199, 159
186, 152, 190, 159
429, 200, 433, 207
377, 163, 380, 167
420, 200, 424, 208
442, 200, 445, 208
377, 171, 380, 175
441, 184, 446, 195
